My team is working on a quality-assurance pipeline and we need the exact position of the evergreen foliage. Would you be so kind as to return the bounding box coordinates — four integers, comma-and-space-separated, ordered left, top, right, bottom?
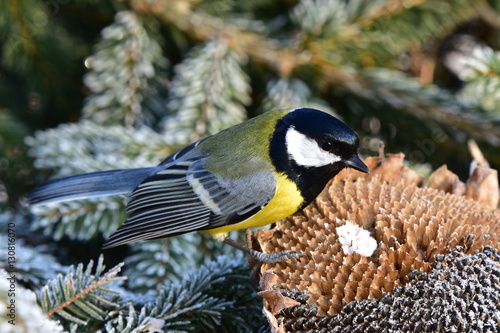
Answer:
0, 238, 65, 289
262, 78, 335, 114
30, 196, 127, 241
0, 269, 64, 333
0, 210, 65, 288
39, 255, 125, 329
459, 46, 500, 113
123, 234, 239, 292
126, 254, 263, 333
82, 11, 167, 127
162, 40, 251, 143
1, 0, 500, 332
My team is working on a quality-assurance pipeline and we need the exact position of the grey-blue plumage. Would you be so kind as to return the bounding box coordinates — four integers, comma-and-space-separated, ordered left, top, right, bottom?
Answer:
26, 167, 157, 205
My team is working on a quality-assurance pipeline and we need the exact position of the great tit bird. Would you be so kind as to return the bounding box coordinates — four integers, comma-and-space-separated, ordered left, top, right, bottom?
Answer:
26, 107, 369, 262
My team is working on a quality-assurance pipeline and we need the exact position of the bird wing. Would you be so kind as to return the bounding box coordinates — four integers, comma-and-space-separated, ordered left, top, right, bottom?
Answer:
102, 155, 275, 248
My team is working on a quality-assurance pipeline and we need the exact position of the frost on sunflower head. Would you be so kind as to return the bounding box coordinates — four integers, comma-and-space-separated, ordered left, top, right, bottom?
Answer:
253, 149, 500, 332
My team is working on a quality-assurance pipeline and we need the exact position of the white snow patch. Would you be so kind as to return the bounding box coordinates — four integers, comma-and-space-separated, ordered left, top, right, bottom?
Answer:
336, 221, 377, 257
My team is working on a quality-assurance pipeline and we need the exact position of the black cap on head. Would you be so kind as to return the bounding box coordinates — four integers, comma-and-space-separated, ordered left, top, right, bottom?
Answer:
270, 107, 368, 207
282, 108, 361, 160
287, 108, 359, 145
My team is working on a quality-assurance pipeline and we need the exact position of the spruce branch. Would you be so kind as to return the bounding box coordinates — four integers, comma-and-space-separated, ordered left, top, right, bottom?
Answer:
358, 0, 482, 64
134, 0, 481, 69
291, 0, 350, 37
40, 255, 126, 328
124, 232, 243, 293
105, 254, 264, 332
357, 68, 500, 144
301, 0, 483, 66
162, 40, 251, 143
350, 0, 479, 32
459, 46, 500, 114
26, 121, 174, 177
133, 0, 500, 146
0, 269, 65, 333
83, 11, 168, 127
30, 196, 126, 241
124, 235, 212, 292
143, 254, 262, 332
98, 304, 155, 333
130, 0, 281, 66
263, 77, 336, 115
0, 212, 66, 288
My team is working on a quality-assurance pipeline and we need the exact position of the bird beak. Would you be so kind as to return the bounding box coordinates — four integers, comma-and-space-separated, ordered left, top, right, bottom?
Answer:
345, 155, 370, 173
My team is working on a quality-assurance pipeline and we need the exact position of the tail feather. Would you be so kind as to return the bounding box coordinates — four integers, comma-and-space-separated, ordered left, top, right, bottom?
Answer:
26, 167, 157, 205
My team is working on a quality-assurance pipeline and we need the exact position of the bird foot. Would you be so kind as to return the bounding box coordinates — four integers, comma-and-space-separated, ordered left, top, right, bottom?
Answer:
246, 249, 306, 263
223, 237, 306, 263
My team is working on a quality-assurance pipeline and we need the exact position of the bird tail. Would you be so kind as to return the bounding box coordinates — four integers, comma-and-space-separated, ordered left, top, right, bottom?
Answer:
26, 167, 157, 205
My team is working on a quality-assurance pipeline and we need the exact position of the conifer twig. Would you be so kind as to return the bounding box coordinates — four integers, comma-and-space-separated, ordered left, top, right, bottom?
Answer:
46, 265, 124, 317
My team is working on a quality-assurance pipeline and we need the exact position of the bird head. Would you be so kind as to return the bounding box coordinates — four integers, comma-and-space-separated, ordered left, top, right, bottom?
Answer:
270, 107, 369, 205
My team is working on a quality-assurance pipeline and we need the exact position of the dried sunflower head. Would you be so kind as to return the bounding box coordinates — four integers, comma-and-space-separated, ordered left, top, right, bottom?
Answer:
255, 153, 500, 331
278, 246, 500, 332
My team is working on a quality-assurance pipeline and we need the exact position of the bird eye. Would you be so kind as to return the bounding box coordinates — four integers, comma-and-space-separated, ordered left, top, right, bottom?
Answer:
319, 138, 333, 151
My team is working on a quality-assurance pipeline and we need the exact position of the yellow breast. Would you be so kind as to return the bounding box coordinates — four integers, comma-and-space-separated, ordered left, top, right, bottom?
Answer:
202, 173, 304, 241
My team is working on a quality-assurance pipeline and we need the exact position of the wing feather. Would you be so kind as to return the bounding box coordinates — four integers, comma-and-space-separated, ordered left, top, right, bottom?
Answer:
126, 191, 194, 210
187, 159, 275, 227
103, 153, 276, 249
117, 209, 208, 232
109, 216, 209, 244
127, 203, 204, 224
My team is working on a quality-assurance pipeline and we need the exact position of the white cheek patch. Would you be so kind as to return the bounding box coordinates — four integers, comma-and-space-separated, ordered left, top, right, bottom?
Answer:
285, 127, 341, 167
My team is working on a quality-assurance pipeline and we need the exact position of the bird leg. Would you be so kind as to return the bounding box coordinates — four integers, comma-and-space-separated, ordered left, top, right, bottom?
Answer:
223, 237, 306, 263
